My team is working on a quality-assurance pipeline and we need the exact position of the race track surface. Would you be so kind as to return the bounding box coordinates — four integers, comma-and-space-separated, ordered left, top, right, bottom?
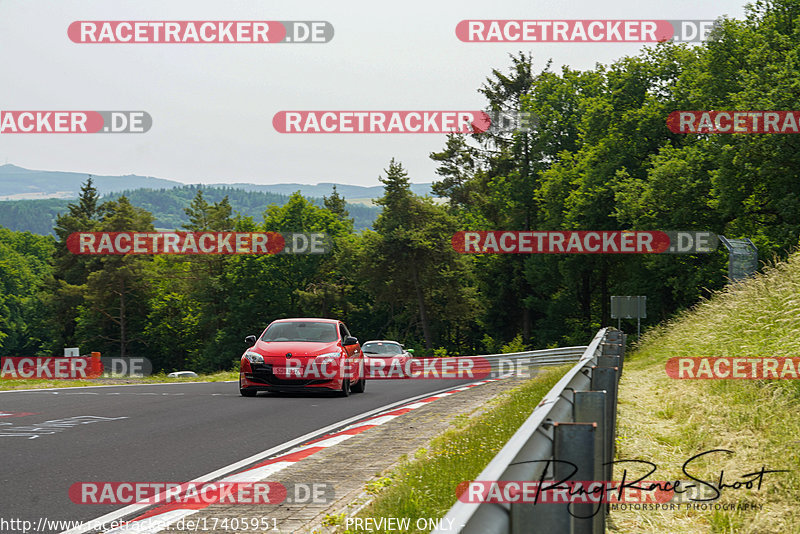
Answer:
0, 379, 476, 533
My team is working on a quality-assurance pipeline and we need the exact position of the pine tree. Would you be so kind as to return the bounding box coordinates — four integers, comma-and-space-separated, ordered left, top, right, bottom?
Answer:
323, 185, 350, 221
77, 196, 155, 357
368, 159, 478, 349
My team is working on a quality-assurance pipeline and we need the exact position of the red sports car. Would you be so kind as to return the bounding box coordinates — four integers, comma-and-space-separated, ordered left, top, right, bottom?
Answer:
239, 318, 365, 397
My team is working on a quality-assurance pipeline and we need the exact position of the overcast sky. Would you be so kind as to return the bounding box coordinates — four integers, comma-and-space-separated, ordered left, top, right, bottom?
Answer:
0, 0, 747, 187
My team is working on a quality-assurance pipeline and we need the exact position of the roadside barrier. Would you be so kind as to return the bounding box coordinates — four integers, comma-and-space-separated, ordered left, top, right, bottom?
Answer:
434, 328, 625, 534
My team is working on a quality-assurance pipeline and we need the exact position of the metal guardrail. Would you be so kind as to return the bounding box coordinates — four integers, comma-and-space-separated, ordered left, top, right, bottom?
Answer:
411, 346, 588, 377
433, 328, 625, 534
479, 346, 588, 368
402, 347, 586, 380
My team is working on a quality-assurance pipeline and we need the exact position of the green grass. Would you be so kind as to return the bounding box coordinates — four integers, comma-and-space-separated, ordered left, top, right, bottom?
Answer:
0, 370, 238, 391
610, 251, 800, 533
339, 366, 571, 534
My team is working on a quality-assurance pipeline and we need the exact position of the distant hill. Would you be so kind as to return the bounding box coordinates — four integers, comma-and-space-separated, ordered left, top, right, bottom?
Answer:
208, 182, 433, 199
0, 164, 180, 198
0, 185, 380, 235
0, 163, 441, 236
0, 164, 433, 201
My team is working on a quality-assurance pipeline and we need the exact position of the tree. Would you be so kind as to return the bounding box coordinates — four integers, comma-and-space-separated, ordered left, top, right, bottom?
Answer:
53, 177, 99, 283
0, 228, 54, 355
75, 197, 155, 357
45, 178, 102, 352
191, 193, 354, 371
364, 159, 480, 349
141, 190, 235, 370
323, 185, 351, 224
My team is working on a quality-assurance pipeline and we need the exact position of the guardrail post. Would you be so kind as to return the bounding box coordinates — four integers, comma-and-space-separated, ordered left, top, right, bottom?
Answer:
574, 391, 607, 534
557, 422, 598, 534
434, 329, 611, 534
606, 329, 622, 341
511, 477, 568, 534
602, 335, 624, 375
590, 366, 619, 485
510, 419, 567, 534
513, 423, 598, 534
622, 333, 627, 361
598, 355, 620, 371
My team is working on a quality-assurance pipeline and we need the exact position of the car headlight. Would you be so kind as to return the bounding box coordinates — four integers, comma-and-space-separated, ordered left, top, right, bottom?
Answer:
244, 351, 264, 364
315, 352, 341, 365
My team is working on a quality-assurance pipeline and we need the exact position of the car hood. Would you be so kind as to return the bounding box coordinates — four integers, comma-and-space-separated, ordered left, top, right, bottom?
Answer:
252, 340, 341, 358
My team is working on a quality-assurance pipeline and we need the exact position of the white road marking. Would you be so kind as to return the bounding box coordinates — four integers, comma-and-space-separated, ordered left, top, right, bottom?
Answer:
0, 415, 128, 440
61, 382, 482, 534
0, 381, 236, 394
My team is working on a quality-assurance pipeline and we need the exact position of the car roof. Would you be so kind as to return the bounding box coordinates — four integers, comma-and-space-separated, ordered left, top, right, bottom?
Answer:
363, 340, 402, 345
270, 318, 340, 324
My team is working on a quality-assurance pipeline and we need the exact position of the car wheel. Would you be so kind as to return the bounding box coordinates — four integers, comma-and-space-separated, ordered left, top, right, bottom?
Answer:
351, 363, 366, 393
339, 378, 351, 397
352, 378, 366, 393
239, 377, 257, 397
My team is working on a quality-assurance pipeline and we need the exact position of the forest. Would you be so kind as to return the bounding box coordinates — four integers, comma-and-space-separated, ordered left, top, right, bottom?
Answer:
0, 185, 380, 235
2, 0, 800, 372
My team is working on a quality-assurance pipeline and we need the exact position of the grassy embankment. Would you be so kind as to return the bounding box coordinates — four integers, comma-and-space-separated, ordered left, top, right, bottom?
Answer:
324, 365, 571, 534
333, 250, 800, 534
610, 252, 800, 533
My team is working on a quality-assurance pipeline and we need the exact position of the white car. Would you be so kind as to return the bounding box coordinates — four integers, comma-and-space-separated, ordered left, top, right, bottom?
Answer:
167, 371, 198, 378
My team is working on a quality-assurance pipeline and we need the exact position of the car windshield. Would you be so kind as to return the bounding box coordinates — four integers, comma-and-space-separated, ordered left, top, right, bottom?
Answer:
362, 343, 403, 355
261, 322, 339, 343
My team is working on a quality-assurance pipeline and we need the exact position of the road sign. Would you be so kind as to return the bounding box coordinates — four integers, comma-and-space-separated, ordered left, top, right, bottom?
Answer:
719, 236, 758, 282
611, 296, 646, 319
611, 296, 646, 338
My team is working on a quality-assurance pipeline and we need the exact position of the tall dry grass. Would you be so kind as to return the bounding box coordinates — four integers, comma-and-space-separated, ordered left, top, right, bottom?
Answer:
611, 251, 800, 533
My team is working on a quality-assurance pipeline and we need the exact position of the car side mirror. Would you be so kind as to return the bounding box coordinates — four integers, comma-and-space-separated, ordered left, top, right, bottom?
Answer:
245, 335, 257, 345
343, 336, 358, 346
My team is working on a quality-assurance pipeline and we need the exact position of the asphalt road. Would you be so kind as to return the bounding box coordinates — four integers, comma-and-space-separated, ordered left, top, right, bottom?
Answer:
0, 378, 476, 533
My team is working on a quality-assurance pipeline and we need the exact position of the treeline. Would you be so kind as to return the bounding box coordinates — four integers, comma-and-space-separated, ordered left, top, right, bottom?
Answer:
0, 176, 474, 371
3, 0, 800, 371
0, 198, 72, 234
0, 185, 380, 235
428, 0, 800, 343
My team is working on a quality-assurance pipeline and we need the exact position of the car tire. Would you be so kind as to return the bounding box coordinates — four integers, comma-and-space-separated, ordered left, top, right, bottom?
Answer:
239, 377, 257, 397
351, 363, 366, 393
339, 378, 351, 397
